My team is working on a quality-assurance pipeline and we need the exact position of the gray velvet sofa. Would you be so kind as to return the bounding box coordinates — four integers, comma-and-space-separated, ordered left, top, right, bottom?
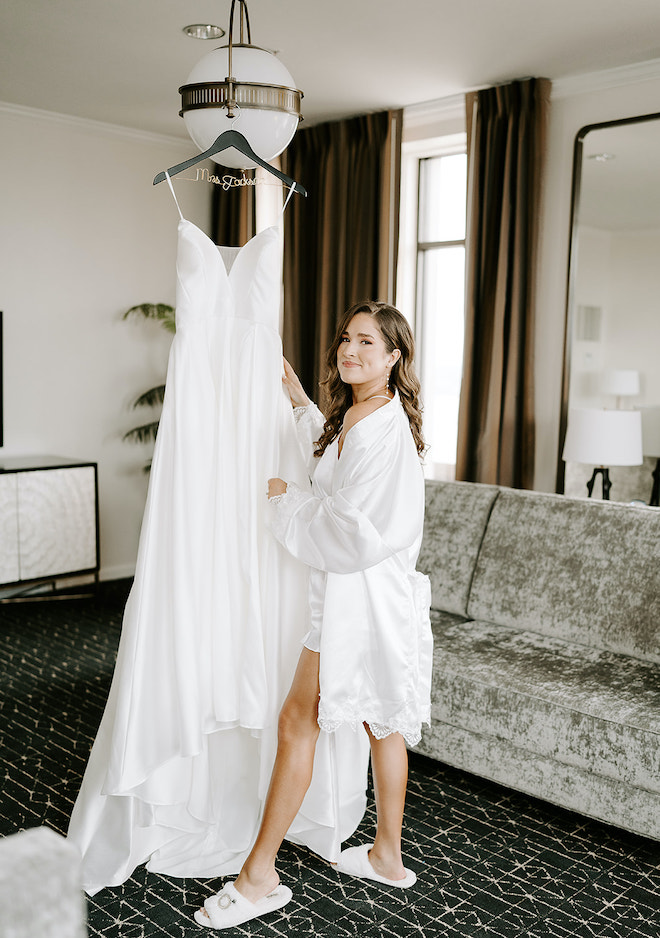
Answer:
415, 480, 660, 840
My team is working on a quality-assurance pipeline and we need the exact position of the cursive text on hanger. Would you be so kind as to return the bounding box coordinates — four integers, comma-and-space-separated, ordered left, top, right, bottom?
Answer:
193, 168, 260, 189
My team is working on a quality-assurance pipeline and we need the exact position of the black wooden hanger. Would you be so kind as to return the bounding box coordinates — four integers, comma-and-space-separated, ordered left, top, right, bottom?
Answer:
153, 129, 307, 196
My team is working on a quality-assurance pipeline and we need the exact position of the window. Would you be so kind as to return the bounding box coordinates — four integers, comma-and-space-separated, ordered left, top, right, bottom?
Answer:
398, 134, 467, 480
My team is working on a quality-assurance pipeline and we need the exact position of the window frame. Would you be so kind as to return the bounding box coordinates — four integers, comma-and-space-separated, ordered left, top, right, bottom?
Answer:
397, 133, 467, 333
397, 133, 467, 478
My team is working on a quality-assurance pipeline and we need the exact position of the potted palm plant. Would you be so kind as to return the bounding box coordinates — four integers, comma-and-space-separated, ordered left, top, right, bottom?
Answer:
122, 303, 175, 468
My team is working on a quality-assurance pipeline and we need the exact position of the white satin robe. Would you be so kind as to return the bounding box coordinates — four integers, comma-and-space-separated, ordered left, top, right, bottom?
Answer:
271, 393, 433, 747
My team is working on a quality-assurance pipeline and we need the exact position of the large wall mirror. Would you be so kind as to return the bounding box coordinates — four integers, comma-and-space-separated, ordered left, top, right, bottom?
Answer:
557, 112, 660, 504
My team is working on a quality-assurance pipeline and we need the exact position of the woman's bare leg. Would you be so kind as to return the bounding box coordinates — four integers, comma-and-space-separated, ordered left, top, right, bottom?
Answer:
364, 725, 409, 881
232, 647, 321, 902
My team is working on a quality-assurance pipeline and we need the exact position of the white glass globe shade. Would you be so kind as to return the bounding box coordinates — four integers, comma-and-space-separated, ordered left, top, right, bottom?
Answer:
182, 46, 300, 169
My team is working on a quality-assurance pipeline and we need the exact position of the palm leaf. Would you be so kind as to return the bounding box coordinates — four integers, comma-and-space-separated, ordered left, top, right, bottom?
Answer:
123, 303, 176, 334
132, 385, 166, 409
122, 301, 173, 470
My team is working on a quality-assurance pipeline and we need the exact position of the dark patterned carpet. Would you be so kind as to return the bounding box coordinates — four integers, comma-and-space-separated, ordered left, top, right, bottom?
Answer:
1, 580, 658, 937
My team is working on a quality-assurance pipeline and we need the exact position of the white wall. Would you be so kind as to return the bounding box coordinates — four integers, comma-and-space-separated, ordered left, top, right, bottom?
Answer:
534, 65, 660, 491
607, 229, 660, 406
0, 104, 210, 579
569, 225, 612, 406
570, 225, 660, 409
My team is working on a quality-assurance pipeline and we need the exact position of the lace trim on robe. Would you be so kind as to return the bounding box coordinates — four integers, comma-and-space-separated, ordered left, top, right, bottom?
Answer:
293, 402, 325, 433
268, 481, 310, 541
318, 707, 430, 749
317, 569, 433, 748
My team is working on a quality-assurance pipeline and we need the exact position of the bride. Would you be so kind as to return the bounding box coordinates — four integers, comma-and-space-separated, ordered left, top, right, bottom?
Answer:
195, 299, 433, 929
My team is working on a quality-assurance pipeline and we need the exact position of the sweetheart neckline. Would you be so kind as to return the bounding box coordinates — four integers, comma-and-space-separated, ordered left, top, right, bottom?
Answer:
180, 218, 278, 253
178, 219, 280, 282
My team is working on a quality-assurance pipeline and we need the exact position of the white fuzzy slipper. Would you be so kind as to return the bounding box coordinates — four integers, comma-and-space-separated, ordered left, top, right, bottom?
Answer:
193, 881, 293, 929
334, 844, 416, 889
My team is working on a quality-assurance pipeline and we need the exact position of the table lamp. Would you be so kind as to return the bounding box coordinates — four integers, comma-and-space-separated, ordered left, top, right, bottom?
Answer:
600, 369, 640, 409
562, 408, 643, 499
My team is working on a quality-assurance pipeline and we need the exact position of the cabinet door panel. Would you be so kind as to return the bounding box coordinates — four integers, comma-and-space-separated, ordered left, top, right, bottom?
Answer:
17, 467, 97, 580
0, 474, 19, 584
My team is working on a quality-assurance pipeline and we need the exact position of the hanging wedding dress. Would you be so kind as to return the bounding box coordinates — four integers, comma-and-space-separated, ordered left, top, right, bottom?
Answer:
68, 190, 370, 896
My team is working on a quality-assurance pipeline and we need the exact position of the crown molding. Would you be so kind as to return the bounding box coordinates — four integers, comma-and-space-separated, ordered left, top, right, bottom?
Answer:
551, 58, 660, 99
0, 100, 189, 147
403, 94, 465, 130
403, 58, 660, 129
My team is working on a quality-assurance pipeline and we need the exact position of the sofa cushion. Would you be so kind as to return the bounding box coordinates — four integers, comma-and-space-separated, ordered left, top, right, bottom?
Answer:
427, 617, 660, 793
418, 480, 499, 616
467, 489, 660, 663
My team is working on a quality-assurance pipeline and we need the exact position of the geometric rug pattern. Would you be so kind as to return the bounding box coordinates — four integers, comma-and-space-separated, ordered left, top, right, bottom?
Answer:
1, 580, 658, 937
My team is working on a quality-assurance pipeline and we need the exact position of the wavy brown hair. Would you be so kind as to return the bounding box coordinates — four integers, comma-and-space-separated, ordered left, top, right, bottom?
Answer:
314, 300, 425, 458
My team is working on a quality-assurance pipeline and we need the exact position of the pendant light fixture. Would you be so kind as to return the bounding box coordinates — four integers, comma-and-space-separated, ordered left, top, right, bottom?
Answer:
180, 0, 303, 169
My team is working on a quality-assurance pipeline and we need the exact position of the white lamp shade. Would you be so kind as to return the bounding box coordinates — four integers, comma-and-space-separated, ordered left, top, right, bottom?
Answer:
182, 46, 300, 169
641, 407, 660, 457
562, 408, 643, 466
600, 369, 640, 397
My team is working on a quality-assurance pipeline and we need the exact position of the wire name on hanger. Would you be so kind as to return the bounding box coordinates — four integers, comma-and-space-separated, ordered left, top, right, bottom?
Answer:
190, 167, 261, 189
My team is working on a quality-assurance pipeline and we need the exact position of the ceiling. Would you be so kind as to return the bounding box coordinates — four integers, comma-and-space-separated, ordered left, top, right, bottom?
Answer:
3, 0, 660, 139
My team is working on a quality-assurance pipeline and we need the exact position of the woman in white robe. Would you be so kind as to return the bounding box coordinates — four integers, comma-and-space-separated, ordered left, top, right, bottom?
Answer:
195, 300, 432, 930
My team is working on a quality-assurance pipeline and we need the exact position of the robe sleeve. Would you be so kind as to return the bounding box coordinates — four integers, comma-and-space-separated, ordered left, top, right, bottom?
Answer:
292, 402, 326, 474
269, 421, 423, 574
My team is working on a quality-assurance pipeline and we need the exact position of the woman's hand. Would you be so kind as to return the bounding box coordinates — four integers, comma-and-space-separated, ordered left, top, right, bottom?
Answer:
282, 358, 311, 408
268, 478, 287, 499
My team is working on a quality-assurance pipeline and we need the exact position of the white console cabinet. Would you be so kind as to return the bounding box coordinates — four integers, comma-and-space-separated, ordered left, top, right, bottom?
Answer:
0, 456, 99, 587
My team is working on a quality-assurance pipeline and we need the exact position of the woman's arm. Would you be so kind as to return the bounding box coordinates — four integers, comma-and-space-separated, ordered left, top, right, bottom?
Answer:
268, 478, 287, 499
270, 485, 395, 573
269, 430, 423, 574
282, 358, 310, 408
282, 358, 325, 467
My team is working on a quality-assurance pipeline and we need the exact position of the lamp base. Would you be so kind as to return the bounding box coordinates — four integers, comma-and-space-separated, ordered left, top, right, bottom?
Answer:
650, 457, 660, 507
586, 467, 612, 500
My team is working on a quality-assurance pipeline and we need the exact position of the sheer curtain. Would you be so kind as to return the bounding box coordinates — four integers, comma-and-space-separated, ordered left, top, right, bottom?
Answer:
456, 78, 550, 489
281, 110, 402, 403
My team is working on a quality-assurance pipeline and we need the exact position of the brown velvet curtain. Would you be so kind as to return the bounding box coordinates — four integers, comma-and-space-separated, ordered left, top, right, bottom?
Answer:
456, 78, 550, 489
281, 110, 402, 403
210, 168, 256, 246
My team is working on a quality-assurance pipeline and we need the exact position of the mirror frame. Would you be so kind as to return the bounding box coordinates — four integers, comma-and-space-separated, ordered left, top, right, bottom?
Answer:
556, 110, 660, 493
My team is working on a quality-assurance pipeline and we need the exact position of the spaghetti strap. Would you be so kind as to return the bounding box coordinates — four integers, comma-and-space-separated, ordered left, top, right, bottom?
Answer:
165, 171, 184, 221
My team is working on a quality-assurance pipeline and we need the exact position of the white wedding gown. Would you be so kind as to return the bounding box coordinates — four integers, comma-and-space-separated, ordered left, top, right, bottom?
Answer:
67, 208, 370, 895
